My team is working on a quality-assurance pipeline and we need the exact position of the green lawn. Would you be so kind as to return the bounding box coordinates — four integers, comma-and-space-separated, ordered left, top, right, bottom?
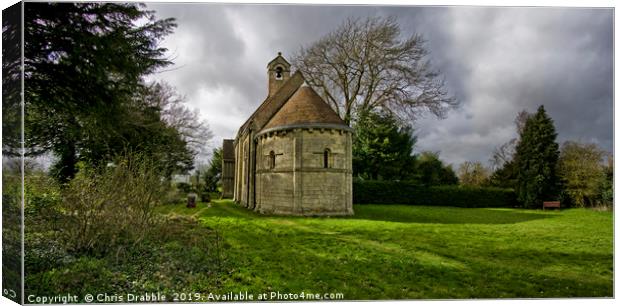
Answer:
156, 200, 613, 299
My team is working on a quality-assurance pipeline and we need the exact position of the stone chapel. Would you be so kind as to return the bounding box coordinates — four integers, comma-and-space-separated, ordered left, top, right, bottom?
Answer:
221, 53, 353, 216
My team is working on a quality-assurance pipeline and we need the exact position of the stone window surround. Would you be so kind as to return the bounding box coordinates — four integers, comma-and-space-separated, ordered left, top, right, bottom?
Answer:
274, 66, 284, 80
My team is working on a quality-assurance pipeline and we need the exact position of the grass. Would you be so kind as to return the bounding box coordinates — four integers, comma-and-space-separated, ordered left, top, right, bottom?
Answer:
155, 200, 613, 299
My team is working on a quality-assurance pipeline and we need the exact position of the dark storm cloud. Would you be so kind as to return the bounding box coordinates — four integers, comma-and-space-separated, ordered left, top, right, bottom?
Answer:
146, 3, 613, 166
410, 7, 613, 166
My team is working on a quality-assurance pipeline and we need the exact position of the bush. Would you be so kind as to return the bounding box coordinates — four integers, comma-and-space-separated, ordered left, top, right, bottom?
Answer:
353, 180, 518, 208
163, 186, 183, 205
176, 182, 192, 193
59, 154, 168, 255
25, 174, 62, 223
3, 164, 23, 300
25, 216, 227, 299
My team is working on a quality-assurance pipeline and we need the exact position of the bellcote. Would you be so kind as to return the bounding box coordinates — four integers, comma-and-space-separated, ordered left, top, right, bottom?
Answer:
267, 52, 291, 98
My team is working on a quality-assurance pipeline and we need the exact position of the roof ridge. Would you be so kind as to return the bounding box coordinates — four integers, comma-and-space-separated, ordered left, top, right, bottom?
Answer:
236, 71, 304, 138
267, 52, 291, 67
262, 82, 347, 130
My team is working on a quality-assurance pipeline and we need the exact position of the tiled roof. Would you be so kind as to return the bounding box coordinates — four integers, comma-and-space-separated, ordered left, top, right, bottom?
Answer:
236, 71, 305, 138
263, 84, 346, 129
236, 71, 349, 139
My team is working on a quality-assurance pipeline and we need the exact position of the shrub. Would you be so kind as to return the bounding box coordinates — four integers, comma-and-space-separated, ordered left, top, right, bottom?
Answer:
163, 186, 183, 205
25, 174, 62, 223
177, 182, 192, 193
3, 164, 23, 299
59, 154, 168, 255
176, 182, 192, 193
353, 180, 518, 208
25, 257, 115, 298
25, 214, 227, 298
598, 178, 613, 208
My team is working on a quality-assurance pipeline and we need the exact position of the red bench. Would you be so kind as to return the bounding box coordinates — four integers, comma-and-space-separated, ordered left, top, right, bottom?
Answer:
543, 201, 561, 210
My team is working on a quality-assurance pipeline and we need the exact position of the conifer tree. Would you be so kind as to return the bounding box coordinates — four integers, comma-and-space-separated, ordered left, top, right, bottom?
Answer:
352, 111, 417, 180
22, 3, 178, 182
514, 105, 560, 208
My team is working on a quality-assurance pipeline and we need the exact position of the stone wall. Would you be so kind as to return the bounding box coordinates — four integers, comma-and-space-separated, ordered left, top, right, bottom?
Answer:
221, 139, 235, 198
255, 131, 295, 213
254, 128, 353, 216
235, 134, 251, 207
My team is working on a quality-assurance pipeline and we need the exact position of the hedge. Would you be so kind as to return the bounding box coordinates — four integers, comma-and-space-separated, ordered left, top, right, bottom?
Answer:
353, 180, 518, 208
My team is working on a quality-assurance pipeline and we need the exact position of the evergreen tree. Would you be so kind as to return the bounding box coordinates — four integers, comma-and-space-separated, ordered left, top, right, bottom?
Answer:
352, 111, 417, 180
489, 110, 531, 189
416, 151, 458, 186
23, 3, 177, 182
514, 105, 560, 208
489, 160, 518, 188
203, 147, 223, 192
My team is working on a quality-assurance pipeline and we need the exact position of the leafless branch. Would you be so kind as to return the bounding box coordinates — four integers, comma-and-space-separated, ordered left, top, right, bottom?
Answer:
294, 16, 457, 125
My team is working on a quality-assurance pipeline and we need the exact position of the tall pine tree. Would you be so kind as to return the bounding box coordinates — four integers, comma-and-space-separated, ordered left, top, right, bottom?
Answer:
514, 105, 560, 208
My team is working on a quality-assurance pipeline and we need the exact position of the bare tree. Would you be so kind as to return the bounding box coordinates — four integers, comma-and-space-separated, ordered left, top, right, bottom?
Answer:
458, 161, 490, 187
490, 109, 531, 169
142, 82, 213, 157
490, 139, 517, 170
294, 16, 456, 125
514, 109, 531, 135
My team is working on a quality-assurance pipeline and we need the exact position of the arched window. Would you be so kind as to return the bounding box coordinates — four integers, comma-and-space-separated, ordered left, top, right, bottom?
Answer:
269, 151, 276, 169
323, 149, 330, 168
275, 66, 283, 80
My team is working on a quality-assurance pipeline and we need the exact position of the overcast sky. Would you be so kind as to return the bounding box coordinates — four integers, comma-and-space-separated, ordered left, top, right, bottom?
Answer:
145, 3, 613, 167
